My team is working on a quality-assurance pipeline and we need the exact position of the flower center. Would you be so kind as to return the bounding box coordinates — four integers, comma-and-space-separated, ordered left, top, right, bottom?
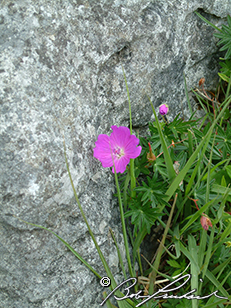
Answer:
113, 146, 125, 159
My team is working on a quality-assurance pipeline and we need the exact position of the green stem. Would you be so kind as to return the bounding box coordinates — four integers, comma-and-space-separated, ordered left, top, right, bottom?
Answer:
122, 65, 136, 198
122, 65, 132, 134
109, 228, 127, 280
114, 165, 134, 278
225, 73, 231, 100
130, 159, 136, 198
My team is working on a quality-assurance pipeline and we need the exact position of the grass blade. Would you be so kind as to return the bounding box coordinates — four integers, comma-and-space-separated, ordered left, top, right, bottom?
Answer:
148, 194, 178, 296
194, 11, 222, 32
188, 235, 199, 308
205, 269, 230, 299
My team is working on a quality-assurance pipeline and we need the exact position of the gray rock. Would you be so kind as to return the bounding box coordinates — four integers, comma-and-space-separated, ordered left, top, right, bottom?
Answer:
0, 0, 230, 307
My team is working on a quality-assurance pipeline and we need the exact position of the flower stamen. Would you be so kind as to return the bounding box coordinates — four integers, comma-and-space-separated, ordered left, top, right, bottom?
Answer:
113, 147, 125, 158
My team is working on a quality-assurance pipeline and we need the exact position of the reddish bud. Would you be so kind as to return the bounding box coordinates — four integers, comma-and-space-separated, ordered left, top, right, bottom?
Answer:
147, 142, 156, 161
200, 215, 212, 231
199, 78, 205, 86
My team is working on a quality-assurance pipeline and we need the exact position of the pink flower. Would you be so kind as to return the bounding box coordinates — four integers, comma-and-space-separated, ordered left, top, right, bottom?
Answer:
93, 126, 142, 173
159, 104, 169, 115
200, 215, 212, 231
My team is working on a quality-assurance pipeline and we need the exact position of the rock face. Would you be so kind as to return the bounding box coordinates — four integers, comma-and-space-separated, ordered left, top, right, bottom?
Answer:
0, 0, 230, 307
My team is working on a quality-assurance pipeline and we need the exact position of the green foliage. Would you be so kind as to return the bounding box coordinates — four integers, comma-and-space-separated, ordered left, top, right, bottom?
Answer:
195, 11, 231, 91
134, 173, 169, 208
163, 298, 192, 308
166, 258, 187, 277
213, 245, 231, 265
213, 123, 231, 159
219, 59, 231, 79
118, 64, 231, 307
195, 12, 231, 60
213, 15, 231, 59
124, 200, 163, 233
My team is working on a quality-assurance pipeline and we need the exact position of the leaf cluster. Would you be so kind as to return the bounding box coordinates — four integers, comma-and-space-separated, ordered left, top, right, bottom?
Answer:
213, 14, 231, 59
119, 61, 231, 306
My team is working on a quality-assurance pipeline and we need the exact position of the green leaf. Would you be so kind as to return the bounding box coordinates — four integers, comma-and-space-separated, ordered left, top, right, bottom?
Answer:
218, 72, 230, 83
195, 11, 222, 32
188, 235, 199, 308
219, 59, 231, 77
205, 269, 230, 299
102, 292, 117, 308
221, 175, 227, 187
211, 184, 231, 196
166, 259, 181, 268
125, 203, 163, 233
180, 198, 216, 235
202, 159, 230, 181
225, 165, 231, 178
176, 298, 193, 308
212, 15, 231, 59
148, 194, 178, 298
132, 226, 147, 264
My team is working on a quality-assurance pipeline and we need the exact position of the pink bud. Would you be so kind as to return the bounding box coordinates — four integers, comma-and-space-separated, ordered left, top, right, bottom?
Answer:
200, 215, 212, 231
159, 104, 169, 115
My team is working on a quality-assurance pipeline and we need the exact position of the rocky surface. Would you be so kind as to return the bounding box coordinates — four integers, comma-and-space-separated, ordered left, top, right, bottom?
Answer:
0, 0, 230, 307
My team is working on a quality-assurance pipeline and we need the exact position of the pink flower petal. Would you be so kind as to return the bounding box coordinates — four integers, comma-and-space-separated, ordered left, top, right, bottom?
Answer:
126, 145, 142, 159
200, 215, 212, 231
112, 156, 130, 173
110, 126, 131, 148
93, 134, 113, 167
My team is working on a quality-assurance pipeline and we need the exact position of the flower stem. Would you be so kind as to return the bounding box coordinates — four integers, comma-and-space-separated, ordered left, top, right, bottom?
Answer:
122, 65, 136, 198
130, 159, 136, 198
188, 196, 200, 211
109, 141, 134, 278
122, 65, 132, 134
114, 163, 134, 278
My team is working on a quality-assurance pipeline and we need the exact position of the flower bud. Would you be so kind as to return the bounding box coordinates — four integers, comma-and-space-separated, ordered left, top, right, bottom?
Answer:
199, 78, 205, 86
147, 142, 156, 161
159, 104, 169, 115
200, 215, 212, 231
